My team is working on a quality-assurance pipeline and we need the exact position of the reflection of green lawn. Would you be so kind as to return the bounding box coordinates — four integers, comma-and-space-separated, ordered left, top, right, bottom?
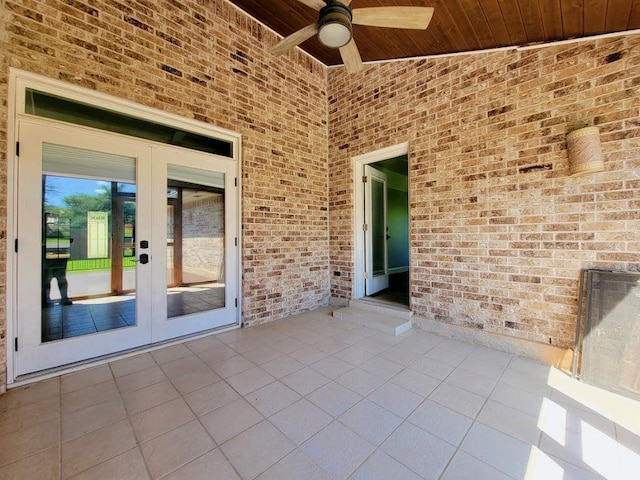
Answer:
67, 257, 136, 273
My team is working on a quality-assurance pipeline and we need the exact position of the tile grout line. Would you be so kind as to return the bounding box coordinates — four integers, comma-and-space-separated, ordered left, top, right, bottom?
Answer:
221, 331, 303, 478
381, 343, 480, 480
238, 326, 498, 475
440, 352, 521, 480
178, 341, 246, 480
220, 326, 342, 478
223, 326, 341, 478
156, 325, 454, 477
109, 358, 155, 480
274, 327, 440, 479
320, 333, 469, 478
60, 376, 123, 477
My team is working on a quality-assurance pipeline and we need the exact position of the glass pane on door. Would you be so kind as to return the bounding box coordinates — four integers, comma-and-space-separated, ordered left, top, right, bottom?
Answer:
41, 144, 137, 342
166, 166, 226, 318
371, 177, 386, 276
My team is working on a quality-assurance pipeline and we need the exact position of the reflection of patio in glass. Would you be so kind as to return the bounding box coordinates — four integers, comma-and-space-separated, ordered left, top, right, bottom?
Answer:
167, 282, 225, 318
42, 294, 135, 342
41, 282, 225, 342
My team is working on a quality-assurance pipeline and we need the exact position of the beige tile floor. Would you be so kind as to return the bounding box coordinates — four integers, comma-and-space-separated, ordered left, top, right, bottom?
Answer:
1, 306, 639, 479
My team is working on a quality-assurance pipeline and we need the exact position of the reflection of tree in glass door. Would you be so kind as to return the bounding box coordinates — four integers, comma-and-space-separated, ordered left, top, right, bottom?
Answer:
40, 168, 137, 342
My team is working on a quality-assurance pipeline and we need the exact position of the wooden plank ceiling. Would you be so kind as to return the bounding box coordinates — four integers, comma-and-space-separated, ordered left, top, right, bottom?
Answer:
226, 0, 640, 66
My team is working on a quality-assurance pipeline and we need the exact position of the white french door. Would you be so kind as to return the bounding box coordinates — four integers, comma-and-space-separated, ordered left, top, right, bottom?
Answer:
364, 165, 389, 296
14, 120, 238, 376
149, 146, 238, 343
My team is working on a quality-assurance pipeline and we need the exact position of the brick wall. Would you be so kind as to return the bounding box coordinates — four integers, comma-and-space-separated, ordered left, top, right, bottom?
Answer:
328, 35, 640, 350
168, 195, 225, 282
2, 1, 639, 390
0, 0, 329, 390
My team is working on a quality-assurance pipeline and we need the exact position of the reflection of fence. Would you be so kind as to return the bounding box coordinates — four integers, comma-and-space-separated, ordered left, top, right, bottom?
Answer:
66, 257, 136, 272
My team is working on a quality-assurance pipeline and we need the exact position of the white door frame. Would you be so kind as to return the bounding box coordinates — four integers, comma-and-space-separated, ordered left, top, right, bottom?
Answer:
352, 142, 409, 299
6, 68, 243, 385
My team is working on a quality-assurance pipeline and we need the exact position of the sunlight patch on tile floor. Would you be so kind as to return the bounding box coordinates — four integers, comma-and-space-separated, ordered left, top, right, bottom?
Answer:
1, 306, 639, 479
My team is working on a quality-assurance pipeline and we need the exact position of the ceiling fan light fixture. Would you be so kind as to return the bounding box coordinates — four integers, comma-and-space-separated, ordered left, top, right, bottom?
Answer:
318, 2, 352, 48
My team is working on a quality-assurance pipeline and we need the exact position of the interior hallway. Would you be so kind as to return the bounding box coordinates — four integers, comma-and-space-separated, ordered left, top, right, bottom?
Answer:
1, 307, 639, 479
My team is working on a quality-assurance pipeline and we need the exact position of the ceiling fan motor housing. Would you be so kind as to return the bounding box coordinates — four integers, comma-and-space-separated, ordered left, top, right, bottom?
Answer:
318, 1, 353, 48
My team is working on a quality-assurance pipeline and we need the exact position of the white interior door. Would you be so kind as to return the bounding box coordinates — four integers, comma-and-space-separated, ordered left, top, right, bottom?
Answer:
364, 165, 389, 295
14, 120, 239, 376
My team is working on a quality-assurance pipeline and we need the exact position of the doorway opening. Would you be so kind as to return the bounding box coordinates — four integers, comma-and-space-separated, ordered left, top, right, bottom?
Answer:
365, 157, 409, 307
353, 143, 410, 309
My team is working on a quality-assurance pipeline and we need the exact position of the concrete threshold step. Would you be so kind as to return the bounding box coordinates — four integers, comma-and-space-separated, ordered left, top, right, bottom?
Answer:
333, 302, 412, 336
348, 299, 412, 320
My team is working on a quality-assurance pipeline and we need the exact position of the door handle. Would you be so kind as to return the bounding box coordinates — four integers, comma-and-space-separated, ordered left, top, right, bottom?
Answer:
138, 253, 149, 264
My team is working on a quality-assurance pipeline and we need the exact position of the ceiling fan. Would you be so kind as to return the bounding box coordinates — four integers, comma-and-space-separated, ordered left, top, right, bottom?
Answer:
270, 0, 434, 73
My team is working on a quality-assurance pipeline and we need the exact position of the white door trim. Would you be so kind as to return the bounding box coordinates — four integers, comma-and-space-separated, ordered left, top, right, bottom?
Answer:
6, 68, 243, 385
352, 142, 409, 299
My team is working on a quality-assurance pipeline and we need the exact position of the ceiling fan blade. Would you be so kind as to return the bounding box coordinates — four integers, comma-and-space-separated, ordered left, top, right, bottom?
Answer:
352, 7, 434, 30
339, 39, 363, 74
270, 23, 319, 56
297, 0, 325, 10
